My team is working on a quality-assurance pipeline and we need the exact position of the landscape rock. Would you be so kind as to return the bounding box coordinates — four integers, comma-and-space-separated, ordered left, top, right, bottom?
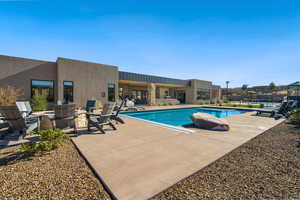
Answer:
190, 112, 230, 131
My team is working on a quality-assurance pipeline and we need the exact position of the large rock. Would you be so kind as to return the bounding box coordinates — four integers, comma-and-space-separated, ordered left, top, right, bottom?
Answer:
190, 112, 230, 131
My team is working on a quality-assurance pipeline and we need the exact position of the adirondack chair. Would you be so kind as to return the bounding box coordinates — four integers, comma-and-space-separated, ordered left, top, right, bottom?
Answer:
111, 97, 125, 124
52, 104, 78, 135
16, 101, 32, 117
86, 102, 116, 134
86, 100, 97, 113
0, 105, 40, 137
0, 116, 8, 129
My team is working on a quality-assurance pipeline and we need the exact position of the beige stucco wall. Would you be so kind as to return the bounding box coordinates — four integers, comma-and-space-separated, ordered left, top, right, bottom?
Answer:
0, 55, 57, 101
212, 88, 222, 102
186, 79, 212, 104
0, 54, 216, 107
157, 87, 170, 99
56, 58, 118, 107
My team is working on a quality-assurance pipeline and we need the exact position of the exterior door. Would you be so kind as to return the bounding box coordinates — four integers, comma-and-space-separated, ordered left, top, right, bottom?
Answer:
176, 90, 186, 104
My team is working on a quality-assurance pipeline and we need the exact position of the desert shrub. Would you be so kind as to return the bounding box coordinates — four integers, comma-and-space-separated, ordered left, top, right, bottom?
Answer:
0, 86, 24, 106
31, 93, 48, 111
204, 100, 210, 105
290, 109, 300, 125
21, 129, 69, 154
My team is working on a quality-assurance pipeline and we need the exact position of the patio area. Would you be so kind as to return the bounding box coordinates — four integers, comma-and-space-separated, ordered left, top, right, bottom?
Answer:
72, 109, 284, 200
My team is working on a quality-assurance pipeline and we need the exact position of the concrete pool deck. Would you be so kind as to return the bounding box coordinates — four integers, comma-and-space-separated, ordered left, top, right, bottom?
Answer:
72, 108, 284, 200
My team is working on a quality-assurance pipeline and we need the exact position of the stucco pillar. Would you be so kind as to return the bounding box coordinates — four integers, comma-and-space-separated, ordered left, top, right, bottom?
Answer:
148, 83, 156, 105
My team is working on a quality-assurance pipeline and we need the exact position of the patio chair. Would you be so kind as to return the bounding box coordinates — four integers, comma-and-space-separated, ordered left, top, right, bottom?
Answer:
52, 104, 78, 135
0, 116, 9, 129
256, 101, 288, 117
0, 105, 40, 137
111, 97, 126, 124
86, 100, 97, 113
16, 101, 32, 118
285, 100, 299, 118
125, 99, 146, 112
86, 102, 116, 134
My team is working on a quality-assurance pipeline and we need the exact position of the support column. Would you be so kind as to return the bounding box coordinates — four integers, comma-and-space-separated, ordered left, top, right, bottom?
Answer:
148, 83, 156, 105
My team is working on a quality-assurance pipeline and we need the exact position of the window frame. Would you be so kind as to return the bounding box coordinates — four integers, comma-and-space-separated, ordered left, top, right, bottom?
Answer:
31, 79, 55, 102
107, 83, 116, 102
63, 81, 74, 102
196, 88, 211, 101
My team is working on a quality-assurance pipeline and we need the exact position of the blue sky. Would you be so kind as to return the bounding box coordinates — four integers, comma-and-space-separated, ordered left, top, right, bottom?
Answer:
0, 0, 299, 88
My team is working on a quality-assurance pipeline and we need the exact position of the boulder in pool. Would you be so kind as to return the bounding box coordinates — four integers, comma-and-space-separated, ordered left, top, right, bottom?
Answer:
190, 112, 230, 131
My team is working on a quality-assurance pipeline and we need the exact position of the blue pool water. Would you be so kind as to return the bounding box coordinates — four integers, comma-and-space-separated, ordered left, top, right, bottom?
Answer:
123, 107, 249, 126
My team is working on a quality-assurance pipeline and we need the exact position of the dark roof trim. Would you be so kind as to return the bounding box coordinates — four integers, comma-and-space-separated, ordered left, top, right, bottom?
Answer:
119, 71, 189, 86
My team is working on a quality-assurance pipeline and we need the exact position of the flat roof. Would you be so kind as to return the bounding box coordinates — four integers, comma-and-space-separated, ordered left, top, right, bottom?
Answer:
119, 71, 189, 86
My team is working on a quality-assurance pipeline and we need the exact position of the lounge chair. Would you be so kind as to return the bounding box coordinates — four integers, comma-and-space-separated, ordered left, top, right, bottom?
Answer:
285, 100, 299, 118
86, 102, 116, 134
52, 104, 78, 135
0, 105, 40, 137
125, 99, 146, 112
256, 101, 288, 117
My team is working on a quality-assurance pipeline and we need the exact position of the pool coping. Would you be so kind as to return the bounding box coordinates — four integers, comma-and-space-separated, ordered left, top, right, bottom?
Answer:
120, 106, 251, 134
121, 106, 255, 114
120, 114, 195, 134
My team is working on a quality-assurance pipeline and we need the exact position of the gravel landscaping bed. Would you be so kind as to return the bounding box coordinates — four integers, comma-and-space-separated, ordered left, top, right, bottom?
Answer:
152, 121, 300, 200
0, 141, 111, 200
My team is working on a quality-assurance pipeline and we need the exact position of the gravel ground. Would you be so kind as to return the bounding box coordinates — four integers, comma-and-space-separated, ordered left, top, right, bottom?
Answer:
0, 141, 111, 200
1, 122, 299, 200
152, 121, 300, 200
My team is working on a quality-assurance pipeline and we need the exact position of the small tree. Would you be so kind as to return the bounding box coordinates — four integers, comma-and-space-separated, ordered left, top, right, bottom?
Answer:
31, 93, 48, 112
0, 86, 24, 106
269, 82, 276, 102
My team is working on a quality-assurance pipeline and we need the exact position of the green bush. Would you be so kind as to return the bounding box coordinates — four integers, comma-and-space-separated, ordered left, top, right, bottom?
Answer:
223, 99, 229, 103
21, 129, 69, 154
31, 93, 48, 112
290, 109, 300, 125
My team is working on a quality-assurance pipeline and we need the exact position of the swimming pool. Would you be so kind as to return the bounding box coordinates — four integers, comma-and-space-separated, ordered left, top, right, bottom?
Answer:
122, 107, 249, 126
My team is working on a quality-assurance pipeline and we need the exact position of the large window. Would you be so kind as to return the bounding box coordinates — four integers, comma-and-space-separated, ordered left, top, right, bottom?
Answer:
63, 81, 74, 102
31, 80, 54, 102
196, 88, 211, 100
108, 83, 115, 102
